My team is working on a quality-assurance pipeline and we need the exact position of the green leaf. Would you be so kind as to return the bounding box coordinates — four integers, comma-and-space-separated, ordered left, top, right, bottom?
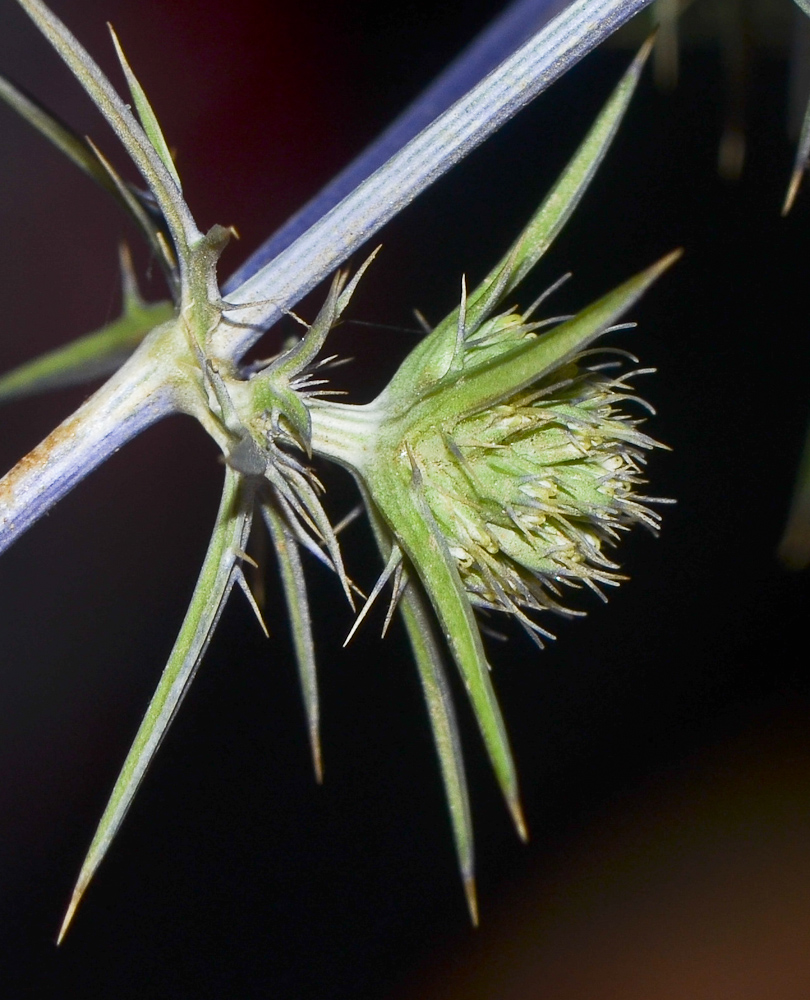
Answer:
85, 136, 179, 291
362, 489, 477, 923
261, 500, 323, 782
392, 36, 655, 397
398, 582, 478, 923
425, 249, 681, 423
57, 467, 254, 943
15, 0, 200, 256
0, 72, 172, 243
0, 299, 173, 405
108, 24, 183, 191
0, 71, 117, 192
466, 34, 655, 325
366, 455, 526, 843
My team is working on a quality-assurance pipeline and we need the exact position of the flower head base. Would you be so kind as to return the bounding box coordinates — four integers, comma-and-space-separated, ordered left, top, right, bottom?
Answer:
412, 336, 664, 642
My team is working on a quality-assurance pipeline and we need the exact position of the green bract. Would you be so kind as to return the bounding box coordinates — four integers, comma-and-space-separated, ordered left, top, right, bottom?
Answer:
305, 41, 677, 920
0, 0, 669, 940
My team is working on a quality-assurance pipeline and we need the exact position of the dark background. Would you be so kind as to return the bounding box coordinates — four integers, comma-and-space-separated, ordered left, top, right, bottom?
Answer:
2, 0, 810, 996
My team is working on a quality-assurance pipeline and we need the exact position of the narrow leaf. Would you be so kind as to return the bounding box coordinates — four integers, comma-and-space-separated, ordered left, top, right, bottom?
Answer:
0, 72, 116, 191
57, 468, 253, 943
85, 136, 179, 293
215, 0, 655, 361
362, 490, 477, 922
400, 582, 478, 923
468, 34, 656, 316
262, 500, 323, 783
397, 36, 655, 392
0, 71, 171, 244
15, 0, 199, 254
367, 459, 526, 841
0, 299, 173, 405
440, 249, 681, 419
108, 24, 183, 191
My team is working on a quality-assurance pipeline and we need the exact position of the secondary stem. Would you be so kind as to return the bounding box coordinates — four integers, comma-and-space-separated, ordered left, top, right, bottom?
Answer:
0, 346, 177, 555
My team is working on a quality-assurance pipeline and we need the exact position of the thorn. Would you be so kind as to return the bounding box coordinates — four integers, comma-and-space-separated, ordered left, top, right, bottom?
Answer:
332, 504, 363, 537
232, 545, 258, 569
464, 876, 479, 927
56, 884, 83, 945
281, 308, 309, 330
510, 797, 529, 843
381, 563, 407, 638
523, 271, 572, 321
343, 545, 402, 647
648, 247, 684, 280
783, 167, 804, 217
455, 273, 467, 356
154, 229, 176, 271
412, 309, 432, 335
118, 243, 144, 311
234, 567, 269, 637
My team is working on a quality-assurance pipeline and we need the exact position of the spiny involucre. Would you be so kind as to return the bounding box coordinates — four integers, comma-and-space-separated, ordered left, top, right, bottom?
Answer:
0, 0, 668, 938
395, 320, 667, 640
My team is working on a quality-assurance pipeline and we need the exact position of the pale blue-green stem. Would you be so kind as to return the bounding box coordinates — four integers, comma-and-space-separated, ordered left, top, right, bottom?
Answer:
0, 0, 662, 940
0, 0, 654, 555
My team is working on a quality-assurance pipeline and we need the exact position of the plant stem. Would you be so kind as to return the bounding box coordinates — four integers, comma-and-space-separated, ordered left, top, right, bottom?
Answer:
217, 0, 653, 359
222, 0, 572, 289
308, 399, 385, 471
0, 347, 177, 555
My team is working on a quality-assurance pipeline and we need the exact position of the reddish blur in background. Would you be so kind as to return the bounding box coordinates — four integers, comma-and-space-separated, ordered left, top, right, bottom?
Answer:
1, 0, 810, 997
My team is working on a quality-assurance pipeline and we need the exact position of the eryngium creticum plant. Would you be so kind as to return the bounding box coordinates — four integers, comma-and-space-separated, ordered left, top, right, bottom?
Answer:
0, 0, 668, 938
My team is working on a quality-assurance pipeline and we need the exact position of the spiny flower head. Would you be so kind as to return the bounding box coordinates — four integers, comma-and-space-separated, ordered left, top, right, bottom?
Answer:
411, 320, 665, 642
0, 0, 668, 937
307, 40, 676, 922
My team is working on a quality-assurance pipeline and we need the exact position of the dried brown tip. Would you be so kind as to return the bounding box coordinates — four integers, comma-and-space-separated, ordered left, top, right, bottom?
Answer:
311, 731, 323, 785
464, 876, 479, 927
783, 167, 804, 217
510, 797, 529, 843
56, 886, 83, 946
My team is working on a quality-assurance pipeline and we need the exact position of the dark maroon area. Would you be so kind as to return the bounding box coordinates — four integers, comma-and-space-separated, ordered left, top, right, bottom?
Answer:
1, 1, 810, 998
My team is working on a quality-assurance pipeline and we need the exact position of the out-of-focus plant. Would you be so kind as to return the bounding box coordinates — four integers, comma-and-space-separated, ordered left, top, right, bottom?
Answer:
616, 0, 800, 178
0, 0, 675, 940
777, 0, 810, 569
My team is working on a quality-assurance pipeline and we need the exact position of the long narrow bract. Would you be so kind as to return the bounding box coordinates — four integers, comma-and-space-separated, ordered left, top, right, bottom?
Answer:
58, 467, 256, 942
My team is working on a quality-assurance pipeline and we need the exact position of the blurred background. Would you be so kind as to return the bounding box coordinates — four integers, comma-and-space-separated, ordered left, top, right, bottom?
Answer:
2, 0, 810, 996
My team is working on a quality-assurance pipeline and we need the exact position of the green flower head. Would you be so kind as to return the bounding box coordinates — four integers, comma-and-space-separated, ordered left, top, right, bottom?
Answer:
405, 316, 665, 644
308, 40, 677, 921
0, 0, 671, 935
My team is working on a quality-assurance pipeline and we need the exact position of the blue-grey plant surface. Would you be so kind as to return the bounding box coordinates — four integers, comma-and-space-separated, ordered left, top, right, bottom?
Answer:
1, 1, 809, 998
